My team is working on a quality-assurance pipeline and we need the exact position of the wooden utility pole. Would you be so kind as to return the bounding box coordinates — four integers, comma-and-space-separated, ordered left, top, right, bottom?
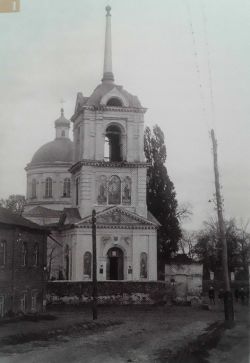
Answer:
211, 129, 234, 322
92, 209, 98, 320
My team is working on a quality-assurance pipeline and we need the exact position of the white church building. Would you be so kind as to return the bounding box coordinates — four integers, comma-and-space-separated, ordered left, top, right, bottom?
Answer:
24, 6, 159, 282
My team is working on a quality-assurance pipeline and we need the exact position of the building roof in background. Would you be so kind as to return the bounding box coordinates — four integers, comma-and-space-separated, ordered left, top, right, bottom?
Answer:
23, 206, 62, 218
166, 254, 198, 265
0, 207, 45, 231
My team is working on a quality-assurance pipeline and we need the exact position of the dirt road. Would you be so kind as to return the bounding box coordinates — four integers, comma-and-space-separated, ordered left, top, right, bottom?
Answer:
0, 305, 222, 363
0, 306, 249, 363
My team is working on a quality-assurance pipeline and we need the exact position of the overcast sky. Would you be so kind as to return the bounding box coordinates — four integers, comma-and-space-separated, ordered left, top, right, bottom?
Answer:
0, 0, 249, 230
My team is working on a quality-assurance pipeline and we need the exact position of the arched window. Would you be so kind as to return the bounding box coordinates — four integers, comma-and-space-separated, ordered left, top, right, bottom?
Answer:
65, 245, 69, 280
122, 177, 132, 205
31, 179, 36, 198
75, 177, 80, 206
21, 242, 28, 266
45, 177, 52, 198
61, 130, 65, 137
106, 97, 123, 107
140, 252, 148, 279
83, 251, 92, 277
108, 175, 121, 205
0, 240, 6, 266
104, 125, 123, 162
63, 178, 71, 197
33, 244, 39, 266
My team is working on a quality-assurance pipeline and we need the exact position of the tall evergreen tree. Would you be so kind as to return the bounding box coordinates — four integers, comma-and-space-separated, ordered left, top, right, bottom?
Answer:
144, 125, 181, 276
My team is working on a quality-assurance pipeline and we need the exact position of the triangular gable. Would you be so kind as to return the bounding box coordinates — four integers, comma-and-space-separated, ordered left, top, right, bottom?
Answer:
75, 206, 159, 229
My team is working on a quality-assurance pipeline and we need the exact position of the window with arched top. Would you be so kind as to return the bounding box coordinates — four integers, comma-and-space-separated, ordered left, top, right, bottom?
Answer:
83, 251, 92, 277
21, 242, 28, 266
0, 240, 6, 266
33, 244, 39, 266
31, 179, 37, 198
104, 125, 123, 162
108, 175, 121, 205
61, 130, 65, 137
63, 178, 71, 197
106, 97, 123, 107
140, 252, 148, 279
45, 177, 52, 198
75, 177, 80, 206
65, 245, 70, 280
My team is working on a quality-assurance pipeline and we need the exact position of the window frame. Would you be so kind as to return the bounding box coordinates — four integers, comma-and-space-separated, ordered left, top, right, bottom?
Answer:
63, 178, 71, 198
21, 242, 28, 267
0, 240, 6, 266
45, 177, 53, 198
31, 178, 37, 199
33, 243, 39, 267
75, 177, 80, 206
83, 251, 92, 278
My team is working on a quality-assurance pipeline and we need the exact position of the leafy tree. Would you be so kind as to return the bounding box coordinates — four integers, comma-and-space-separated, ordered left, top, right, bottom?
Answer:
0, 194, 26, 215
176, 202, 193, 223
178, 229, 196, 259
144, 125, 181, 276
193, 219, 250, 280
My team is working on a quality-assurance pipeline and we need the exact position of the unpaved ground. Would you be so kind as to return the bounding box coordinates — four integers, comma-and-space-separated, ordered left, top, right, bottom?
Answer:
207, 305, 250, 363
0, 305, 223, 363
0, 306, 248, 363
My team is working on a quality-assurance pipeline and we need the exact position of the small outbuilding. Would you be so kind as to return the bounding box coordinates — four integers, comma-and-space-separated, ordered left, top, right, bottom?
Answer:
165, 254, 203, 303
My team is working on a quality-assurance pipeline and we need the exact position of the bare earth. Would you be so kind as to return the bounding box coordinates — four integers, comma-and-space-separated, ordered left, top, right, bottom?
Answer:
0, 305, 248, 363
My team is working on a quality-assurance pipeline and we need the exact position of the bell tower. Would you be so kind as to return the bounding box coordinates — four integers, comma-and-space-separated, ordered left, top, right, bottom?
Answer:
70, 6, 148, 219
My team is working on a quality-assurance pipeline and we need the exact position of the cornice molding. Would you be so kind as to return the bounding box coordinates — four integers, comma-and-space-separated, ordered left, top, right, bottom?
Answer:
25, 161, 73, 171
76, 224, 156, 230
70, 160, 150, 173
71, 105, 147, 122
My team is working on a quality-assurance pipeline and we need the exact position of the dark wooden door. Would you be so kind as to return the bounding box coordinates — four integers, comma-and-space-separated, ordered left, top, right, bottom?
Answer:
107, 247, 124, 280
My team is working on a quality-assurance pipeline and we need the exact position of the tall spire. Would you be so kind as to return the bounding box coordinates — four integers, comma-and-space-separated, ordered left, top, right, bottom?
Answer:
102, 5, 114, 83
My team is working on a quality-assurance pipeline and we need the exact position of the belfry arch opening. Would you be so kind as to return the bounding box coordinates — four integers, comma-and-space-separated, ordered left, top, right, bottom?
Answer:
106, 97, 123, 107
104, 124, 123, 162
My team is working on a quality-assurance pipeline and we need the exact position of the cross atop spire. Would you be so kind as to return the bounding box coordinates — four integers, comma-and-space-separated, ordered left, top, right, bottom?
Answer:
102, 5, 114, 83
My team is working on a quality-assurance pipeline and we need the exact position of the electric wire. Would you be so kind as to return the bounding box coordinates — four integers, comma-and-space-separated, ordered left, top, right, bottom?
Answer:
184, 0, 210, 132
201, 0, 216, 131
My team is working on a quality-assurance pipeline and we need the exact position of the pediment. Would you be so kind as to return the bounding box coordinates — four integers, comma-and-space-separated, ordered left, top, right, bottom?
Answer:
100, 87, 129, 107
75, 207, 158, 229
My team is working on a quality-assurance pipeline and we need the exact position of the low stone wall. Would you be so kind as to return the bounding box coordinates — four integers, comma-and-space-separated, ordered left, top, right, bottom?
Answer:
46, 281, 170, 305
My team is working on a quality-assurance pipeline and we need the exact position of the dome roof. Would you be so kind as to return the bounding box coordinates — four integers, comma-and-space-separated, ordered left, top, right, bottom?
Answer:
30, 138, 73, 166
86, 83, 142, 108
55, 108, 70, 127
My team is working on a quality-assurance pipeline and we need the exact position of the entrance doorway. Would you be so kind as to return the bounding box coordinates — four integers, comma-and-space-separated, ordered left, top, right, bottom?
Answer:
107, 247, 124, 280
